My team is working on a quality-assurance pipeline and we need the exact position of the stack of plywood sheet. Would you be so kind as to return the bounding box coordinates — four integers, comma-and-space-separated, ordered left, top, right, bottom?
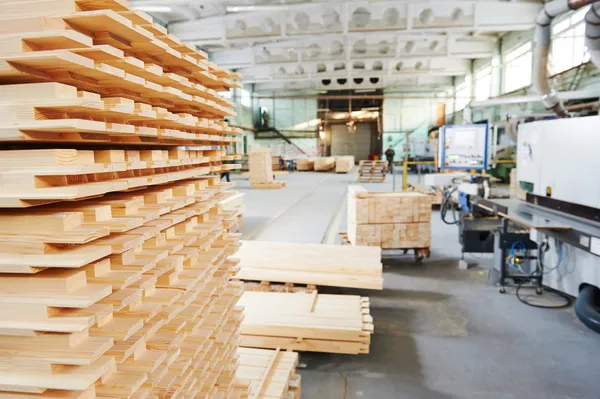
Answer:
0, 1, 249, 398
314, 157, 336, 171
235, 348, 301, 399
239, 292, 373, 355
295, 158, 314, 171
357, 161, 388, 183
335, 156, 355, 173
347, 185, 432, 249
248, 149, 285, 190
235, 240, 383, 290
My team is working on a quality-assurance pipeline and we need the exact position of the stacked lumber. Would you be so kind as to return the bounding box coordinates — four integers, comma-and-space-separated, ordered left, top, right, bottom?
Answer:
244, 281, 317, 294
248, 149, 285, 190
313, 157, 336, 172
348, 185, 432, 249
234, 240, 383, 290
235, 348, 301, 399
295, 158, 314, 171
335, 156, 355, 173
239, 292, 373, 355
271, 156, 281, 171
357, 160, 388, 183
0, 1, 248, 398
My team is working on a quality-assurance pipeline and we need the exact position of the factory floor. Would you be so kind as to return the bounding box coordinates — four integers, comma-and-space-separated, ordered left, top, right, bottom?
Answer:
234, 171, 600, 399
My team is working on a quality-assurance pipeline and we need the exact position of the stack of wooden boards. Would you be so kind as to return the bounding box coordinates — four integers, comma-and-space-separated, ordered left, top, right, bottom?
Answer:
357, 161, 388, 183
239, 292, 373, 355
347, 185, 432, 249
248, 149, 286, 190
335, 156, 355, 173
295, 158, 314, 171
0, 0, 250, 398
235, 240, 383, 290
235, 348, 301, 399
313, 157, 336, 172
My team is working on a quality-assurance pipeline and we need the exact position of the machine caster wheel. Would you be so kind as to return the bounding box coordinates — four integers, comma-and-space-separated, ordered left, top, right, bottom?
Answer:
415, 256, 424, 265
536, 287, 543, 295
499, 287, 506, 294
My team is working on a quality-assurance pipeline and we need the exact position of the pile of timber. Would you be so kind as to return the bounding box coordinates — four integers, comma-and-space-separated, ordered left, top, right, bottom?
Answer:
248, 149, 285, 190
295, 158, 314, 171
335, 156, 355, 173
357, 161, 388, 183
313, 157, 336, 172
234, 240, 383, 290
235, 348, 301, 399
239, 292, 373, 355
347, 185, 432, 249
0, 1, 250, 398
244, 281, 317, 294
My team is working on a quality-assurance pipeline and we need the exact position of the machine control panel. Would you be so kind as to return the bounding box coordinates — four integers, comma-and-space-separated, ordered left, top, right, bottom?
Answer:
439, 124, 489, 170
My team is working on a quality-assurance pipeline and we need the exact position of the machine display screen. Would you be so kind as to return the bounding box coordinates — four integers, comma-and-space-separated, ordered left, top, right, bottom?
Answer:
439, 124, 489, 170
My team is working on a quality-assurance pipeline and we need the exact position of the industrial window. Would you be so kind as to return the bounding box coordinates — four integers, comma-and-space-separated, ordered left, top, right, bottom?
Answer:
550, 8, 591, 74
475, 66, 492, 101
240, 89, 251, 107
504, 42, 532, 93
455, 79, 471, 111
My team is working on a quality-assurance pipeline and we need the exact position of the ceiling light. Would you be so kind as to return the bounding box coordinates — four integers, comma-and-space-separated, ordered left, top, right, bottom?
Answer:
134, 5, 172, 12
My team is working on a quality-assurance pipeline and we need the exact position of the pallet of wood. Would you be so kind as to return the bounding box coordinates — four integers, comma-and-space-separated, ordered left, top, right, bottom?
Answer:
295, 158, 314, 171
347, 185, 432, 249
234, 240, 383, 290
357, 160, 388, 183
239, 291, 373, 355
335, 156, 355, 173
235, 348, 301, 399
0, 1, 248, 397
244, 281, 317, 294
251, 181, 287, 190
314, 157, 336, 171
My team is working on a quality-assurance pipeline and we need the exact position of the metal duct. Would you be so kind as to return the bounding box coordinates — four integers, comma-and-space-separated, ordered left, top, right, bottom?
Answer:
533, 0, 600, 117
585, 3, 600, 67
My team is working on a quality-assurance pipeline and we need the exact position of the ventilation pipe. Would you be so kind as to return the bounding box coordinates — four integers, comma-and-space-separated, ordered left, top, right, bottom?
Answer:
534, 0, 599, 117
585, 3, 600, 67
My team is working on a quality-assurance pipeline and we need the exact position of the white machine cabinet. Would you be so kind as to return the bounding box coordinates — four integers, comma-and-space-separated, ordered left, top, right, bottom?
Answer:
438, 124, 489, 170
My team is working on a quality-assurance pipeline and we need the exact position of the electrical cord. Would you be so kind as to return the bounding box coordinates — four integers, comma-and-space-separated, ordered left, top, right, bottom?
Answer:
513, 239, 572, 309
440, 187, 459, 225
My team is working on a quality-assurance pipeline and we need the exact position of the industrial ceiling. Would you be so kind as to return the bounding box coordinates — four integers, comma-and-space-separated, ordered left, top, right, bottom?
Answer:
130, 0, 543, 94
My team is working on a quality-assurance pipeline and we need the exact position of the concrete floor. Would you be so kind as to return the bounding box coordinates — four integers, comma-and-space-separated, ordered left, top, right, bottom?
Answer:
235, 171, 600, 399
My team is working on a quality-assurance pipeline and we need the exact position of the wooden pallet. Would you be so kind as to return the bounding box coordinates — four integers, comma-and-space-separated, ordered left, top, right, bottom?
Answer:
243, 281, 317, 294
357, 160, 388, 183
239, 292, 373, 355
251, 181, 287, 190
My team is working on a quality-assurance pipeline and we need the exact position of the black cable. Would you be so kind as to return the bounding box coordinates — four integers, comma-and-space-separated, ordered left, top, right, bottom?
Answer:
516, 283, 572, 309
440, 187, 459, 225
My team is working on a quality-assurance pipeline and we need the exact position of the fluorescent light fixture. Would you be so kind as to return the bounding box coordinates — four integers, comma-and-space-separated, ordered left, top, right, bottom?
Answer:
354, 89, 376, 94
135, 5, 172, 12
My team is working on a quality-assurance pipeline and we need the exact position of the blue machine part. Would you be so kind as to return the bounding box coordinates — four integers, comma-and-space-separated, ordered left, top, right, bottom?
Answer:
458, 191, 471, 212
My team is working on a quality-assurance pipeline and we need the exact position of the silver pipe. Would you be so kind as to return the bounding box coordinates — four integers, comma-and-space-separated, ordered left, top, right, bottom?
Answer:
585, 3, 600, 67
533, 0, 600, 117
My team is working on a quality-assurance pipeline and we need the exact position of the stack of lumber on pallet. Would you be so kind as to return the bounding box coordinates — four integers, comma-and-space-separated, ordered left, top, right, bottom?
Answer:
357, 161, 388, 183
234, 240, 383, 290
313, 157, 336, 171
335, 156, 355, 173
235, 348, 301, 399
271, 156, 281, 171
248, 149, 285, 190
347, 185, 432, 249
239, 292, 373, 355
295, 158, 314, 171
0, 0, 249, 398
244, 281, 317, 294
